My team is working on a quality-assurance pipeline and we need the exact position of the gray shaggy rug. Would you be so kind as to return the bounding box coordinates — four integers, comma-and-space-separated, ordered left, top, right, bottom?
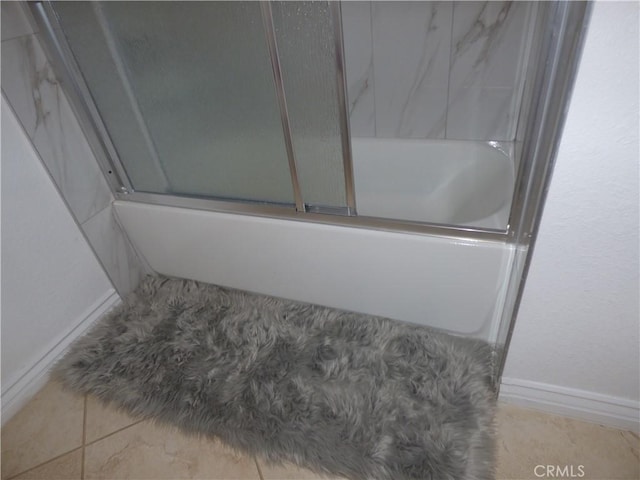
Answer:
54, 276, 496, 480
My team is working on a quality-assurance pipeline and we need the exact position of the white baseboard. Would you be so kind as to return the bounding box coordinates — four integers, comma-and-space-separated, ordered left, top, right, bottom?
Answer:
1, 290, 121, 425
500, 377, 640, 432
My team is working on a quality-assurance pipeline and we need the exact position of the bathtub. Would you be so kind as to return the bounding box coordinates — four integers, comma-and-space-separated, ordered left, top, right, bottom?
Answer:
115, 200, 515, 342
352, 138, 515, 230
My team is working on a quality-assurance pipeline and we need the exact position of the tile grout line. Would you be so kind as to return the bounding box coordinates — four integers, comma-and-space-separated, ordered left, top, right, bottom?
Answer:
254, 457, 265, 480
4, 446, 83, 480
84, 418, 147, 447
1, 32, 37, 45
3, 390, 88, 480
79, 203, 112, 229
369, 1, 377, 137
81, 394, 87, 480
444, 2, 456, 140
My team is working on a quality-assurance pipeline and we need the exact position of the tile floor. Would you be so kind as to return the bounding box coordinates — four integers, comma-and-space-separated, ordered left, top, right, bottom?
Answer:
2, 381, 638, 480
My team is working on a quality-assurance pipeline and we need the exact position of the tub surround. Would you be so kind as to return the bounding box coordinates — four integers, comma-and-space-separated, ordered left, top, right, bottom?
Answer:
370, 2, 452, 139
1, 36, 112, 225
342, 1, 533, 142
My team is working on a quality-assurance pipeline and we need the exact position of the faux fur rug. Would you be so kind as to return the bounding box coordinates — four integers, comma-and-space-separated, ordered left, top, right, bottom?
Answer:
54, 276, 496, 480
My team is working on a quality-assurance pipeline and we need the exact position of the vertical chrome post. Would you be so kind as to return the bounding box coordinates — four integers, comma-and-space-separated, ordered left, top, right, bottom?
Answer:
260, 2, 305, 212
496, 0, 593, 381
330, 1, 357, 215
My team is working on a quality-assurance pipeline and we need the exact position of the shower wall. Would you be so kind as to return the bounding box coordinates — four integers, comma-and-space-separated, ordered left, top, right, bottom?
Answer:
342, 1, 535, 142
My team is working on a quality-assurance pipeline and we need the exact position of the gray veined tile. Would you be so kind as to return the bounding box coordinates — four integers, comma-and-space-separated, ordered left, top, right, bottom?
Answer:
82, 205, 149, 297
2, 36, 43, 141
1, 1, 37, 42
446, 86, 515, 141
449, 1, 530, 90
1, 34, 113, 224
372, 1, 452, 139
447, 2, 532, 141
342, 1, 375, 137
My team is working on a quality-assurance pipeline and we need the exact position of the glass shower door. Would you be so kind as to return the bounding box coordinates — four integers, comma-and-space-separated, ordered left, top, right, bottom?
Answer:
51, 1, 296, 204
49, 1, 354, 213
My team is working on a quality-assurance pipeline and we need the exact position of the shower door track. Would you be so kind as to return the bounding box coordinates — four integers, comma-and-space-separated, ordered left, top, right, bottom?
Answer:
115, 190, 507, 242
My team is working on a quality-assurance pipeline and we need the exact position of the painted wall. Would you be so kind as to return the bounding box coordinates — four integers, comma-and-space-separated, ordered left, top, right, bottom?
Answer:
502, 1, 639, 426
1, 97, 119, 421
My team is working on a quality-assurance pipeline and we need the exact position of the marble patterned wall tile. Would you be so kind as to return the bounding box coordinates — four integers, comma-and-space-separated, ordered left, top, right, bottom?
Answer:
1, 2, 36, 42
82, 205, 150, 297
446, 86, 515, 140
371, 1, 452, 139
447, 1, 531, 140
1, 35, 112, 224
342, 1, 375, 137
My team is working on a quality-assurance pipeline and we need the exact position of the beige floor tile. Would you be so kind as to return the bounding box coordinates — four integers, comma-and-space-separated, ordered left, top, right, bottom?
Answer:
85, 395, 141, 443
1, 381, 84, 479
84, 420, 261, 479
496, 404, 639, 480
9, 448, 82, 480
258, 461, 349, 480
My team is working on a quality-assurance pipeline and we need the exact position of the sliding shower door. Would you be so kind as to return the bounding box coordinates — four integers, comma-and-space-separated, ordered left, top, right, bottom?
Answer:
48, 1, 352, 212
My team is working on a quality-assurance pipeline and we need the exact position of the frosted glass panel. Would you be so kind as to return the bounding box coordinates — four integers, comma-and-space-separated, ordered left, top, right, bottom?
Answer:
53, 1, 293, 204
271, 2, 347, 209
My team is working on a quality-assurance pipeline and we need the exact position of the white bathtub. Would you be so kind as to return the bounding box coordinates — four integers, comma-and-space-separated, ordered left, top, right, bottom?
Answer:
352, 138, 515, 230
115, 200, 515, 341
